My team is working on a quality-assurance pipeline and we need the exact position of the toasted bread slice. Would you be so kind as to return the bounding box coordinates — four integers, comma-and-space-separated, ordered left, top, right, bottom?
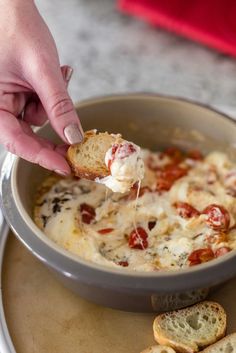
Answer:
141, 345, 176, 353
202, 333, 236, 352
153, 301, 226, 353
67, 130, 123, 179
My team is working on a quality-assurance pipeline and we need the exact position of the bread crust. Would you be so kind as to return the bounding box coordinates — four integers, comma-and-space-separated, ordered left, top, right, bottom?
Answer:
67, 130, 123, 180
140, 345, 176, 353
153, 301, 226, 353
68, 162, 106, 180
202, 333, 236, 352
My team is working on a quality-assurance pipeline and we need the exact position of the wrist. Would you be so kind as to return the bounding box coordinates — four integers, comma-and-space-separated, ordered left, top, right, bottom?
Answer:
0, 0, 34, 3
0, 0, 37, 36
0, 0, 34, 7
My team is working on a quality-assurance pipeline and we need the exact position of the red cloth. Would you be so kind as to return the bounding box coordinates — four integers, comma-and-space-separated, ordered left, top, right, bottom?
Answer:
118, 0, 236, 57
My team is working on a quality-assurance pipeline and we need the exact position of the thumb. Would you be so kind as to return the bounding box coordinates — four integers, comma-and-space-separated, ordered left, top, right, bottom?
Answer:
31, 65, 84, 145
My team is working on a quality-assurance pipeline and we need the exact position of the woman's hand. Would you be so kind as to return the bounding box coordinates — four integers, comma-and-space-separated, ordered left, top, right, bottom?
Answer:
0, 0, 84, 175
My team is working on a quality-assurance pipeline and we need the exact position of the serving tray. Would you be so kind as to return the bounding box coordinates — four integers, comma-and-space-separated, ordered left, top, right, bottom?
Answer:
1, 105, 236, 352
1, 231, 236, 353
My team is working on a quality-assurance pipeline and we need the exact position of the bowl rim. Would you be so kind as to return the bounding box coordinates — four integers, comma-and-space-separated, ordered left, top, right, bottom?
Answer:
2, 93, 236, 293
72, 91, 236, 125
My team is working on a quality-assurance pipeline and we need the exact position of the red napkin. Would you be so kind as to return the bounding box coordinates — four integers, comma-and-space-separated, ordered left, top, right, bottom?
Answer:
118, 0, 236, 57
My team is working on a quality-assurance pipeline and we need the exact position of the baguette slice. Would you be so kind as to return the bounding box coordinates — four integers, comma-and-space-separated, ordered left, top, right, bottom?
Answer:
67, 130, 123, 179
202, 333, 236, 352
153, 301, 226, 353
141, 345, 176, 353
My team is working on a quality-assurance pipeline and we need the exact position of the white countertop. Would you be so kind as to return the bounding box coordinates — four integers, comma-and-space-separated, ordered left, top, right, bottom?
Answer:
36, 0, 236, 118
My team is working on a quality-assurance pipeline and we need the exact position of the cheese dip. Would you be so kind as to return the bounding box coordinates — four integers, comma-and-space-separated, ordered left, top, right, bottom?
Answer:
96, 141, 144, 193
34, 148, 236, 271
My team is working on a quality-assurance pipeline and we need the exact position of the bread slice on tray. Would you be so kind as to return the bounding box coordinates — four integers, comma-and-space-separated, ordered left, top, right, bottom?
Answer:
202, 333, 236, 353
153, 301, 226, 353
141, 345, 176, 353
67, 130, 123, 179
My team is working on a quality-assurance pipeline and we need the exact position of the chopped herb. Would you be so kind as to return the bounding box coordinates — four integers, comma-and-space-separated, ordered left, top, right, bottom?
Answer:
64, 191, 73, 196
52, 203, 61, 214
61, 198, 70, 202
41, 215, 49, 228
52, 197, 60, 204
193, 233, 203, 240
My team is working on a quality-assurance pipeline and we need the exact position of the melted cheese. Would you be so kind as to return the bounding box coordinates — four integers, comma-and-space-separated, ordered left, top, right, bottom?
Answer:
96, 141, 144, 193
34, 150, 236, 272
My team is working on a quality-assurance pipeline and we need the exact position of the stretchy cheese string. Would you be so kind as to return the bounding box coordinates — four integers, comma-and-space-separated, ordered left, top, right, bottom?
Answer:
132, 179, 142, 242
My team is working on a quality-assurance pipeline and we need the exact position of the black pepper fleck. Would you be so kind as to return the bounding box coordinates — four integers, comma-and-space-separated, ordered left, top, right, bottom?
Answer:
41, 215, 49, 228
53, 203, 61, 214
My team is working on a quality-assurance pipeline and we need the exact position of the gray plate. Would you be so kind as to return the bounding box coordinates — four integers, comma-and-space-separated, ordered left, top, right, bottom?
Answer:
0, 221, 16, 353
0, 145, 16, 353
0, 96, 236, 349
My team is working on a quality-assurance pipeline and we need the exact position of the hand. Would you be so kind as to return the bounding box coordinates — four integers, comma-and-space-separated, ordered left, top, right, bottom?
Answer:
0, 0, 84, 175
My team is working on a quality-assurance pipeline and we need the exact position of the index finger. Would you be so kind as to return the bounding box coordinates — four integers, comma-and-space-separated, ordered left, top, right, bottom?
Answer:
0, 110, 71, 174
28, 64, 84, 145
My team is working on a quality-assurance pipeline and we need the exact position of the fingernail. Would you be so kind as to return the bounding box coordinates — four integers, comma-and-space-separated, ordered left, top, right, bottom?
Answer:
65, 66, 73, 83
54, 169, 69, 176
64, 123, 84, 144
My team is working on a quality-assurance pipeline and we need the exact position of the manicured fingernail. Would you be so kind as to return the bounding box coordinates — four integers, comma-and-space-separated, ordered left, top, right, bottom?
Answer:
65, 66, 73, 83
54, 169, 69, 176
64, 123, 84, 144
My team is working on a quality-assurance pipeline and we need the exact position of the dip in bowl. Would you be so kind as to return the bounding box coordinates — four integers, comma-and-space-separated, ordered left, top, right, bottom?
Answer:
1, 94, 236, 312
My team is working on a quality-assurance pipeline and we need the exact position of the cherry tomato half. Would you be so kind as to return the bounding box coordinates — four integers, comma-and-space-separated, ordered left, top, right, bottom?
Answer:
203, 204, 230, 231
215, 246, 231, 258
188, 248, 214, 266
174, 202, 200, 218
80, 203, 96, 224
128, 227, 148, 250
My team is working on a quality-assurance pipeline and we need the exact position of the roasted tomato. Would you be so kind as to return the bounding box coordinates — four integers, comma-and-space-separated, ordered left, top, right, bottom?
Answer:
118, 260, 129, 267
126, 184, 152, 200
187, 150, 203, 161
128, 227, 148, 250
80, 203, 96, 224
156, 164, 188, 192
174, 202, 200, 218
188, 248, 215, 266
117, 143, 136, 159
164, 147, 184, 163
108, 143, 137, 170
203, 204, 230, 231
107, 144, 119, 170
163, 164, 188, 179
97, 228, 114, 234
215, 246, 231, 258
125, 184, 138, 200
206, 232, 228, 244
156, 177, 173, 192
139, 186, 152, 197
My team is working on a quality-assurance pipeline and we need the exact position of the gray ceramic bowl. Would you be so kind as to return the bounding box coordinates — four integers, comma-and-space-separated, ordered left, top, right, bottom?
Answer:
1, 94, 236, 313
